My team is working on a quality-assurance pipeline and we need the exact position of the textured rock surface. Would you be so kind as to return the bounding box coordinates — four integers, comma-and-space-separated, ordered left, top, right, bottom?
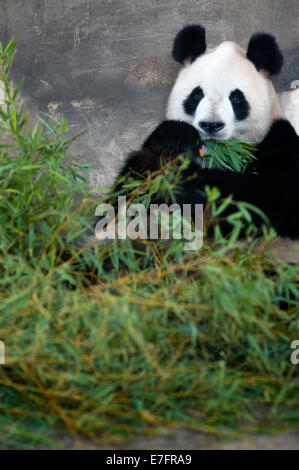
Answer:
0, 0, 298, 190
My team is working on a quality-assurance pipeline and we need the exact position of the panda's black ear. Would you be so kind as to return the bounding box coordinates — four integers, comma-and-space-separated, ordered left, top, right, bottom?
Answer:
246, 33, 284, 75
172, 25, 206, 64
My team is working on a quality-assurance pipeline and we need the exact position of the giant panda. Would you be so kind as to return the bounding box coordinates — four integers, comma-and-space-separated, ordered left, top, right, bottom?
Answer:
115, 25, 299, 238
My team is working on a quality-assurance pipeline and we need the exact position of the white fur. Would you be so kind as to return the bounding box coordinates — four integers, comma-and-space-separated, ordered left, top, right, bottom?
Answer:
166, 41, 282, 144
279, 88, 299, 135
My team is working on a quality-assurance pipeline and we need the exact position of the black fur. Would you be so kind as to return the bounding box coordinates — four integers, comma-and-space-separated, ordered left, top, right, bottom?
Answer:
172, 25, 206, 64
229, 89, 250, 121
246, 33, 284, 75
118, 121, 201, 176
115, 119, 299, 238
184, 86, 204, 115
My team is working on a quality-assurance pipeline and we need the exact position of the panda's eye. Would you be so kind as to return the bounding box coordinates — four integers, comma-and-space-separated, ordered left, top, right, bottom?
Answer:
193, 87, 204, 102
229, 89, 250, 121
230, 89, 245, 105
184, 86, 204, 115
231, 95, 242, 104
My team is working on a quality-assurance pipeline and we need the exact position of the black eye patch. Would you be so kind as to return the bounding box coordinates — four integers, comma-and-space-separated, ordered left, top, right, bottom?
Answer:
229, 89, 250, 121
183, 86, 204, 115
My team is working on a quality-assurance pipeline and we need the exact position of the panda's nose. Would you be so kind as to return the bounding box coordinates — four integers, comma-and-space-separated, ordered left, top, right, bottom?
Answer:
199, 121, 225, 134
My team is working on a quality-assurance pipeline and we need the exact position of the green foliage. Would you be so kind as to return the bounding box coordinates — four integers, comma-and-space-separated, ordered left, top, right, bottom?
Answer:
0, 39, 95, 266
201, 138, 257, 172
0, 41, 298, 449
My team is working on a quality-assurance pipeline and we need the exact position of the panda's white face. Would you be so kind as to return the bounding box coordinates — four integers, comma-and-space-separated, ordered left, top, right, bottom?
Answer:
166, 41, 281, 144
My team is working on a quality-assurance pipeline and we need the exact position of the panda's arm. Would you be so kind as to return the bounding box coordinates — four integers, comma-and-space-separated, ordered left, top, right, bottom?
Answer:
114, 119, 263, 224
117, 120, 201, 178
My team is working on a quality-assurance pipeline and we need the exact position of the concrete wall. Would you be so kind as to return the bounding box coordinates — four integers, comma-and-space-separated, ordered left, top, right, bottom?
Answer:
0, 0, 298, 188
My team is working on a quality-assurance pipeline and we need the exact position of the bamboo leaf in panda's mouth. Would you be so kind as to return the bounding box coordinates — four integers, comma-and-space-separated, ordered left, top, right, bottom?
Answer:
198, 138, 257, 173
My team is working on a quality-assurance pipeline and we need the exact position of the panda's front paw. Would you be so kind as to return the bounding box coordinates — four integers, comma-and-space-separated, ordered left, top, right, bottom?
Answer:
142, 120, 202, 159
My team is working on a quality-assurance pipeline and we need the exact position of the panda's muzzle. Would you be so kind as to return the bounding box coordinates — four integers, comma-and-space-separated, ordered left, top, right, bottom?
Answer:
199, 121, 225, 135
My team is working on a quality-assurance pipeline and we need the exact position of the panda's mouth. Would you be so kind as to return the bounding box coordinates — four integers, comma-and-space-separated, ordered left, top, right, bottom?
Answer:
199, 144, 208, 157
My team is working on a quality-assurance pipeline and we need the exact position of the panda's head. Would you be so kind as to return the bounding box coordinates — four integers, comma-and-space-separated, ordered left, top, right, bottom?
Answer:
166, 25, 284, 144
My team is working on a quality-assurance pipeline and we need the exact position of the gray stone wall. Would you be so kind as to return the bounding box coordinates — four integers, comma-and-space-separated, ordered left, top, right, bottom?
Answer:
0, 0, 298, 188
